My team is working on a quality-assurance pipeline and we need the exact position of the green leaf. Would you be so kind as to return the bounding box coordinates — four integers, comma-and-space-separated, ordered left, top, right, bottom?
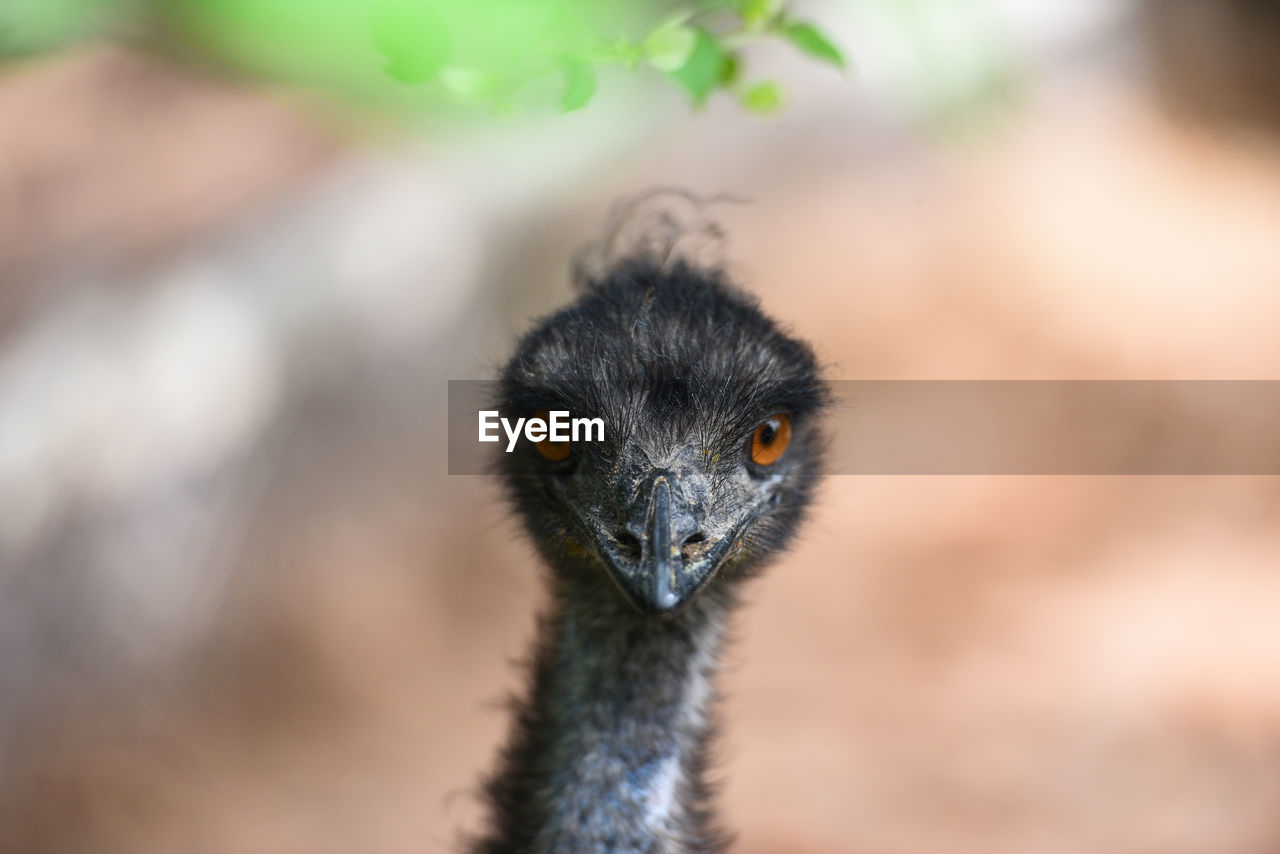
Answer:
783, 21, 844, 69
560, 58, 597, 112
718, 51, 741, 87
440, 67, 488, 100
369, 0, 451, 84
667, 28, 728, 107
741, 80, 783, 114
644, 22, 696, 72
739, 0, 783, 29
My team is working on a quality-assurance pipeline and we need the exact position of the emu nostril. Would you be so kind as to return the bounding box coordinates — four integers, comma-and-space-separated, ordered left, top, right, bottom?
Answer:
680, 530, 708, 560
613, 529, 642, 559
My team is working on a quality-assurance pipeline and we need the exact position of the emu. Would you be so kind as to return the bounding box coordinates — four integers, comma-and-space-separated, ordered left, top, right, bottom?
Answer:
472, 227, 828, 853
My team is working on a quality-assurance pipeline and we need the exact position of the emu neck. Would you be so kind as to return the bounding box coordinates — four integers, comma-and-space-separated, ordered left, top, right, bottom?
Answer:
476, 585, 731, 854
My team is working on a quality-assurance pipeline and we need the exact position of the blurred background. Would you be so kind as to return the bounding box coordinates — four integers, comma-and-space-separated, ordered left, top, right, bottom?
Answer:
3, 1, 1280, 852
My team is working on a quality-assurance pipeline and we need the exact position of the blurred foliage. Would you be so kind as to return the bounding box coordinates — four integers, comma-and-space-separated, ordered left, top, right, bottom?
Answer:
0, 0, 130, 57
0, 0, 845, 116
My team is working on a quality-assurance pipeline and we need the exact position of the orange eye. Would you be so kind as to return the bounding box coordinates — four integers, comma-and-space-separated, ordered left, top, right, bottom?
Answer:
533, 411, 571, 462
750, 414, 791, 466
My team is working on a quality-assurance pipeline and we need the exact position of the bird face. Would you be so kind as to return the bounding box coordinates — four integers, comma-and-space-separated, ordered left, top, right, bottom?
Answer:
532, 408, 807, 616
498, 260, 828, 616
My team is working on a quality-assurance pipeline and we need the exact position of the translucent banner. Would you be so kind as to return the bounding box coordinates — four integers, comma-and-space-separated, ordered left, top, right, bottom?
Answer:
448, 381, 1280, 475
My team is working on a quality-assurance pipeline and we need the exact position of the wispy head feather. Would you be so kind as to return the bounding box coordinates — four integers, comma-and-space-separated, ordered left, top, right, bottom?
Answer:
572, 188, 747, 291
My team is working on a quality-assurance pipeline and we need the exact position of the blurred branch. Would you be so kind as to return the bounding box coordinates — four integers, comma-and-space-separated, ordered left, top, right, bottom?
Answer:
1, 0, 847, 117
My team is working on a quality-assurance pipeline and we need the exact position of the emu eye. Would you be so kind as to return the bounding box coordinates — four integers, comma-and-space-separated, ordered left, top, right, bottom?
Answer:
533, 410, 571, 462
750, 414, 791, 466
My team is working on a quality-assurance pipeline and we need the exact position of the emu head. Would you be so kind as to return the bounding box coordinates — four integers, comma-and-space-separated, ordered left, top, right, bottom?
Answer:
498, 258, 828, 616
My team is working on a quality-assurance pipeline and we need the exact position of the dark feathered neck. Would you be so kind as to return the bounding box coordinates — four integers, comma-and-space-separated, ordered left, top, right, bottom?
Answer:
472, 581, 732, 854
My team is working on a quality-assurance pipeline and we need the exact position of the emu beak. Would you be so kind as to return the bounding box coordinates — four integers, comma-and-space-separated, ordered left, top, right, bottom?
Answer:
596, 473, 736, 616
